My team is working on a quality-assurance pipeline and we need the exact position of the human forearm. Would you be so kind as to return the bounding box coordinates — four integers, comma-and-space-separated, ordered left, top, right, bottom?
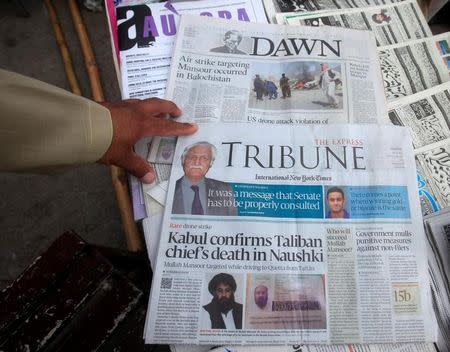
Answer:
0, 69, 198, 182
0, 69, 112, 172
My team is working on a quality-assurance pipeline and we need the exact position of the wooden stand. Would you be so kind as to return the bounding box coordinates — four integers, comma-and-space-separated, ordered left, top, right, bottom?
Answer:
0, 232, 147, 350
44, 0, 143, 252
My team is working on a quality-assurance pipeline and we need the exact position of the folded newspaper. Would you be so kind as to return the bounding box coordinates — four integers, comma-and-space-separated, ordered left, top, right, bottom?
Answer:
424, 208, 450, 352
145, 123, 436, 345
116, 0, 267, 100
163, 15, 388, 125
276, 0, 431, 47
378, 35, 450, 102
262, 0, 406, 23
388, 81, 450, 215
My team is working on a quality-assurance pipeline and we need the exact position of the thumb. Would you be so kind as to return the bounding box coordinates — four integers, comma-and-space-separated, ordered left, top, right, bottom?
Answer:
121, 153, 156, 184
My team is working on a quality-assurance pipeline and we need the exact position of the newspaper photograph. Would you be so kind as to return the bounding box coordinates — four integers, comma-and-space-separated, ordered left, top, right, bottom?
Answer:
378, 36, 450, 102
116, 0, 268, 99
145, 123, 435, 345
262, 0, 405, 23
276, 0, 431, 47
166, 15, 388, 126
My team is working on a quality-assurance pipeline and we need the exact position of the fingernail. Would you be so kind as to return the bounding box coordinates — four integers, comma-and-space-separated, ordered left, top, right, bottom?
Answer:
140, 171, 155, 184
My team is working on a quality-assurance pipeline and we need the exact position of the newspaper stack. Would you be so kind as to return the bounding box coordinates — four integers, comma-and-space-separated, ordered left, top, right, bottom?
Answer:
146, 120, 437, 345
105, 0, 450, 351
143, 13, 437, 346
107, 0, 268, 220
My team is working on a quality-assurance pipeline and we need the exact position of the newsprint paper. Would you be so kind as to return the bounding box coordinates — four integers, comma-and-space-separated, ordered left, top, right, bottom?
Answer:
145, 123, 436, 345
116, 0, 267, 100
114, 0, 267, 219
378, 36, 450, 103
262, 0, 405, 23
276, 0, 431, 47
388, 81, 450, 215
164, 15, 388, 126
424, 208, 450, 352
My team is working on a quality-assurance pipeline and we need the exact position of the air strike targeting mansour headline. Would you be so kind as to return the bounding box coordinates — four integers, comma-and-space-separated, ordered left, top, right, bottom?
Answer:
165, 232, 324, 263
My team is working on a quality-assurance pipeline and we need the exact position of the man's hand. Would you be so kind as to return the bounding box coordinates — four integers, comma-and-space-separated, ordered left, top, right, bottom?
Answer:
98, 98, 197, 184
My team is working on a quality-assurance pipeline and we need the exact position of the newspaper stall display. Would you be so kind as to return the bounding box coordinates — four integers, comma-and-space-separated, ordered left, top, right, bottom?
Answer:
387, 81, 450, 215
377, 35, 450, 102
276, 0, 431, 47
164, 14, 388, 126
145, 123, 436, 345
110, 0, 268, 219
262, 0, 405, 23
99, 2, 449, 350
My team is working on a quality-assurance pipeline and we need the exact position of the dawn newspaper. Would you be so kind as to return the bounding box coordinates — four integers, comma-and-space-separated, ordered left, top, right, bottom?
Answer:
164, 14, 388, 126
145, 123, 436, 345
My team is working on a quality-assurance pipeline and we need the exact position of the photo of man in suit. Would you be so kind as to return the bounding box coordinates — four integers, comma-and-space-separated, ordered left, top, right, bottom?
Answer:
172, 142, 237, 216
210, 30, 246, 55
202, 273, 243, 329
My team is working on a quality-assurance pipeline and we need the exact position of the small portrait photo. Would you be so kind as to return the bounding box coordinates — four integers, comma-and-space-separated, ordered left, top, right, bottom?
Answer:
200, 272, 244, 330
171, 141, 238, 216
249, 61, 343, 110
436, 39, 450, 55
245, 273, 327, 330
324, 186, 350, 219
210, 29, 247, 55
371, 9, 391, 25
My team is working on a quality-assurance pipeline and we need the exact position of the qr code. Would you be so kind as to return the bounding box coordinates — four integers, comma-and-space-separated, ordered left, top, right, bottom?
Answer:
160, 278, 173, 290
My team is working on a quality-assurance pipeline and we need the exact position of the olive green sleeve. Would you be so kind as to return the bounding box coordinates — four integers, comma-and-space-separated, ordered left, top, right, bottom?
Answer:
0, 69, 113, 172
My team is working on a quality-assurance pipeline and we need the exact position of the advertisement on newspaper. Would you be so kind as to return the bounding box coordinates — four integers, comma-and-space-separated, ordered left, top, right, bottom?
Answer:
145, 123, 436, 345
116, 0, 267, 99
165, 15, 388, 126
